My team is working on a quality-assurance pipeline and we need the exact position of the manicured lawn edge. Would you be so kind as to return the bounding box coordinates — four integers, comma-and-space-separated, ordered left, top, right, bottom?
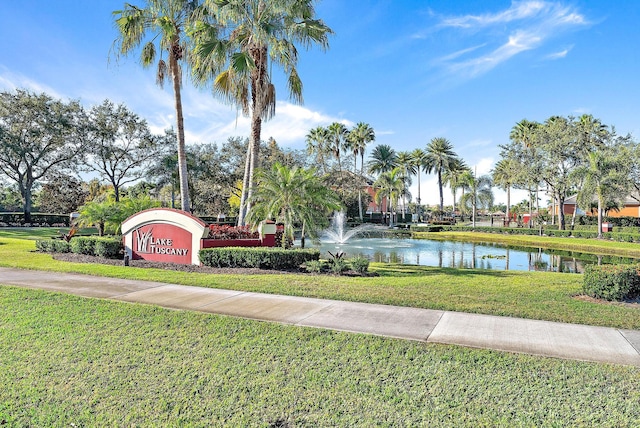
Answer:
414, 231, 640, 258
3, 235, 640, 329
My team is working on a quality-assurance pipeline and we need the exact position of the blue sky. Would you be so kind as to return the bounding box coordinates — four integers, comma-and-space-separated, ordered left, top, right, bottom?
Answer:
1, 0, 638, 206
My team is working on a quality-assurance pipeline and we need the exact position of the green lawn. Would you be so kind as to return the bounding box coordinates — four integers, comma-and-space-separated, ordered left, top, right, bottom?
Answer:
415, 230, 640, 258
2, 233, 640, 329
2, 285, 640, 426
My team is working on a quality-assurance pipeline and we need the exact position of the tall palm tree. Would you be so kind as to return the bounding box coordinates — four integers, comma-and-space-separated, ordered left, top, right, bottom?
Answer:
113, 0, 200, 212
410, 148, 428, 221
459, 171, 493, 228
368, 144, 398, 176
246, 163, 341, 248
396, 151, 416, 216
442, 157, 469, 218
373, 168, 404, 226
346, 122, 375, 220
491, 158, 519, 225
327, 122, 348, 173
305, 126, 329, 175
195, 0, 333, 225
424, 137, 458, 214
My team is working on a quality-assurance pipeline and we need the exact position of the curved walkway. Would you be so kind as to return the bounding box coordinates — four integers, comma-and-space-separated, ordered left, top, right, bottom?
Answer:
2, 267, 640, 367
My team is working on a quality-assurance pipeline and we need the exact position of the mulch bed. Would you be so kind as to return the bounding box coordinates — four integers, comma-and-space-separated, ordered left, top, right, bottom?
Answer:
52, 253, 303, 275
51, 253, 375, 276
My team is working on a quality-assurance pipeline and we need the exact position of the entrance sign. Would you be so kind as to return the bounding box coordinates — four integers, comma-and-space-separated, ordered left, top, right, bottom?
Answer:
122, 208, 208, 265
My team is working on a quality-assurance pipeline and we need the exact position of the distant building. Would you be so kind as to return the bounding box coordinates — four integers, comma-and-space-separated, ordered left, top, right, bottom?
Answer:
556, 194, 640, 218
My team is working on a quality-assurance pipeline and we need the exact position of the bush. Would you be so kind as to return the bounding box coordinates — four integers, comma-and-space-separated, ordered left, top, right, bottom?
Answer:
330, 258, 349, 274
208, 225, 258, 239
350, 256, 370, 274
303, 260, 325, 273
583, 264, 640, 301
199, 247, 320, 270
70, 236, 123, 258
93, 238, 124, 258
35, 239, 71, 253
71, 237, 96, 255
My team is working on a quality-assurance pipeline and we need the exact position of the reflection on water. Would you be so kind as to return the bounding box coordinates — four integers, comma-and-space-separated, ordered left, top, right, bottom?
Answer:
315, 238, 637, 273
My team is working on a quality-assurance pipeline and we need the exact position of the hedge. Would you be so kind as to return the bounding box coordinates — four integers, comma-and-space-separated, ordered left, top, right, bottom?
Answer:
35, 239, 71, 253
70, 236, 123, 258
411, 225, 640, 242
199, 247, 320, 270
583, 264, 640, 301
0, 212, 70, 227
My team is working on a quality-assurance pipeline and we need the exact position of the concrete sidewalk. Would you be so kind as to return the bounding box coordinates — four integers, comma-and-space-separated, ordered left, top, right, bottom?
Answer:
2, 266, 640, 367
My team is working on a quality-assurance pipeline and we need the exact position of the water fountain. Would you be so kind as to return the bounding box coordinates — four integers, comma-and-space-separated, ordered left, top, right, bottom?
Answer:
322, 211, 379, 244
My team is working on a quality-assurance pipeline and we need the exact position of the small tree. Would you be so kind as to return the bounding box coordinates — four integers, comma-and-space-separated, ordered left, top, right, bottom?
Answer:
246, 163, 342, 248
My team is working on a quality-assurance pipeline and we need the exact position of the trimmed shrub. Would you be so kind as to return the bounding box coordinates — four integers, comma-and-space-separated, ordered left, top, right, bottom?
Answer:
70, 236, 123, 258
35, 239, 71, 253
93, 238, 124, 258
350, 256, 370, 274
199, 247, 320, 270
583, 264, 640, 301
71, 237, 96, 255
329, 258, 349, 274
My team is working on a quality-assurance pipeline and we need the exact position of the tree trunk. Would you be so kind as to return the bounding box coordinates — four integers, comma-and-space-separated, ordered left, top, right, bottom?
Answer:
438, 169, 444, 214
21, 184, 33, 224
558, 194, 566, 231
237, 141, 252, 226
597, 194, 603, 239
356, 156, 362, 221
506, 186, 511, 227
170, 47, 191, 213
246, 110, 262, 214
416, 171, 421, 222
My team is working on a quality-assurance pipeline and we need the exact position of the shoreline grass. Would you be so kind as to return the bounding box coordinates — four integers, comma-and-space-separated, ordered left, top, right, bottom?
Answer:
2, 285, 640, 426
414, 231, 640, 258
2, 235, 640, 329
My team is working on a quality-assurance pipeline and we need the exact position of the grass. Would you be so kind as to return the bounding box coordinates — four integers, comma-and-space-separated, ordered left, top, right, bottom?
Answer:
414, 231, 640, 258
2, 285, 640, 426
0, 226, 97, 240
3, 234, 640, 329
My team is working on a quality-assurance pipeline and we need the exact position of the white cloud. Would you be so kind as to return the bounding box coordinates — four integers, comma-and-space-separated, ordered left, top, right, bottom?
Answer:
441, 1, 548, 28
0, 66, 64, 99
545, 46, 572, 59
435, 1, 589, 79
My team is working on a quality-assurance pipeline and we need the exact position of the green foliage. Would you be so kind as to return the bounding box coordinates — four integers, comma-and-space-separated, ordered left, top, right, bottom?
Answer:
303, 260, 325, 273
70, 236, 122, 258
583, 264, 640, 301
326, 250, 349, 274
350, 256, 370, 274
199, 247, 320, 270
78, 195, 161, 236
0, 213, 69, 227
35, 239, 71, 253
5, 287, 640, 426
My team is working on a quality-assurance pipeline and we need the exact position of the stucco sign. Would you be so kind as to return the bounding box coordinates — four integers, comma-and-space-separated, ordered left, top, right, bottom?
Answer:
121, 208, 208, 265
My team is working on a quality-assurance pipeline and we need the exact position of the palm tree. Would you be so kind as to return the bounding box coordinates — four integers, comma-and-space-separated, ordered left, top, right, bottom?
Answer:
346, 122, 375, 220
424, 137, 458, 214
491, 158, 519, 226
373, 168, 404, 226
246, 163, 342, 248
396, 151, 416, 216
574, 149, 630, 238
368, 144, 398, 176
459, 171, 493, 228
305, 126, 329, 175
410, 148, 428, 221
113, 0, 199, 213
194, 0, 333, 226
327, 122, 348, 173
442, 157, 470, 218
